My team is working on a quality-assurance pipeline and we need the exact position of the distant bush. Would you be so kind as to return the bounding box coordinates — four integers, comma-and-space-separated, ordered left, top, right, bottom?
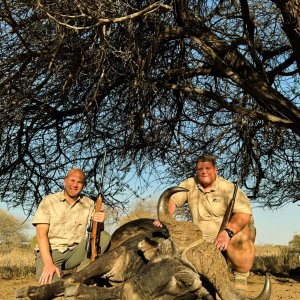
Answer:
29, 236, 37, 251
288, 234, 300, 250
0, 209, 30, 253
253, 244, 300, 275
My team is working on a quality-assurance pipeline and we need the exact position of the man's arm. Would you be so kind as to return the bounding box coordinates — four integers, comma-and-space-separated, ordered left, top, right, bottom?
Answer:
36, 223, 61, 285
225, 212, 251, 234
168, 199, 177, 215
214, 212, 251, 251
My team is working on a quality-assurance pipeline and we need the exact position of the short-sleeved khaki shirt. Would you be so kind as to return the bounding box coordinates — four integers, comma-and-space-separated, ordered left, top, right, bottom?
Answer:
32, 191, 95, 253
171, 176, 253, 243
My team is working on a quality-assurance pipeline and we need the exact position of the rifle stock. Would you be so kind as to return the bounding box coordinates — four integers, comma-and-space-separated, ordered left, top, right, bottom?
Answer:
87, 194, 104, 262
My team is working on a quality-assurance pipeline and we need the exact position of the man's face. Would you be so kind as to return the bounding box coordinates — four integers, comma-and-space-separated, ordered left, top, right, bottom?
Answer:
196, 161, 217, 188
64, 170, 85, 199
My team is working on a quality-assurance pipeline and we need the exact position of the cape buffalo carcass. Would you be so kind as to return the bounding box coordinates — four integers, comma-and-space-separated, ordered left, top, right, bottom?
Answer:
16, 187, 271, 300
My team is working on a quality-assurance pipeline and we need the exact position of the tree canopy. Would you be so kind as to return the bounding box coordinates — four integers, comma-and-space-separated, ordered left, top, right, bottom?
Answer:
288, 234, 300, 249
0, 209, 29, 250
0, 0, 299, 214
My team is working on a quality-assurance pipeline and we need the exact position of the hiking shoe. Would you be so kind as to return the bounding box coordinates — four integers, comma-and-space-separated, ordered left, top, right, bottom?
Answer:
234, 278, 248, 290
233, 271, 249, 290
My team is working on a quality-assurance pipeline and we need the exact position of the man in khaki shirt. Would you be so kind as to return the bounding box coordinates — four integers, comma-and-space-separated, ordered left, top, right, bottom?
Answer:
32, 168, 110, 285
154, 154, 255, 289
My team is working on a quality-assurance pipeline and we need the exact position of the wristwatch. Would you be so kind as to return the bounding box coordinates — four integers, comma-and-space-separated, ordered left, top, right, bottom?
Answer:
224, 228, 235, 239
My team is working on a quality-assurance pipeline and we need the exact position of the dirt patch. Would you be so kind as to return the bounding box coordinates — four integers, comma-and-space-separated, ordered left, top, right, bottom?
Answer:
1, 273, 300, 300
238, 273, 300, 300
0, 276, 37, 300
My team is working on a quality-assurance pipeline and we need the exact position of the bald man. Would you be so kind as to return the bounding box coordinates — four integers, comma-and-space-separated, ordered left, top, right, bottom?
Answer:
33, 168, 110, 285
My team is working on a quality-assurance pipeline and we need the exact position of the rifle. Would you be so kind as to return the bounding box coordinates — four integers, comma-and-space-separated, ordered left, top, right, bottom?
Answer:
218, 178, 240, 235
86, 194, 104, 262
85, 151, 106, 263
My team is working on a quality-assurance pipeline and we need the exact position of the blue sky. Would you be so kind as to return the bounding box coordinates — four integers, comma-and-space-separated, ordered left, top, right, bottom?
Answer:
252, 203, 299, 245
1, 200, 299, 245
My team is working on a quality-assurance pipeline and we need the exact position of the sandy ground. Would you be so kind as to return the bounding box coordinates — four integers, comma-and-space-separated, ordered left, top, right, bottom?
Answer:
234, 273, 300, 300
1, 273, 300, 300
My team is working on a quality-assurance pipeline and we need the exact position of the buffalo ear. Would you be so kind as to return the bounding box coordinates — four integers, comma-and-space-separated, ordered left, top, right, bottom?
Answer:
138, 237, 159, 260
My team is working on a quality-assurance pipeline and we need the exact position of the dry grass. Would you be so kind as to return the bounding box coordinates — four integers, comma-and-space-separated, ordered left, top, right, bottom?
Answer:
254, 244, 300, 275
255, 244, 284, 257
0, 248, 35, 279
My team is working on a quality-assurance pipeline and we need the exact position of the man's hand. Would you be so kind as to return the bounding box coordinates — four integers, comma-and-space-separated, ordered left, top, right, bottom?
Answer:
92, 209, 105, 223
153, 220, 163, 227
214, 230, 231, 251
39, 262, 61, 285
